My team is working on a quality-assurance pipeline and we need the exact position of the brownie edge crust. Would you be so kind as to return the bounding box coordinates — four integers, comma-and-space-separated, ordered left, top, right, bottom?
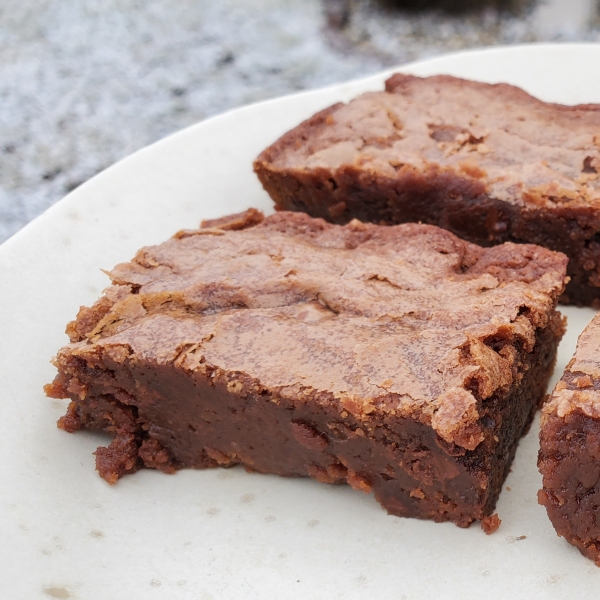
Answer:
539, 314, 600, 564
46, 209, 567, 527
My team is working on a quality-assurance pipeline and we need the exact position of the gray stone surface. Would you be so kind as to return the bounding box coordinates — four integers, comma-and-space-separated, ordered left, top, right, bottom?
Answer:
1, 0, 599, 243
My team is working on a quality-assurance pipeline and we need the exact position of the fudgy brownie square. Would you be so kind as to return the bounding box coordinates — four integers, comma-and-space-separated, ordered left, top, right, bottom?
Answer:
254, 74, 600, 306
46, 209, 567, 527
539, 313, 600, 564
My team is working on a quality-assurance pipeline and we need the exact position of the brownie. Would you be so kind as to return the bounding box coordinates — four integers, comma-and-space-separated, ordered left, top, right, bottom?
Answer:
254, 73, 600, 306
539, 313, 600, 564
46, 209, 567, 527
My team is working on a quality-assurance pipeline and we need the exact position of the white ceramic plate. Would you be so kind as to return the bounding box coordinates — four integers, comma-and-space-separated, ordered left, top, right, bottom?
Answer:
2, 43, 600, 599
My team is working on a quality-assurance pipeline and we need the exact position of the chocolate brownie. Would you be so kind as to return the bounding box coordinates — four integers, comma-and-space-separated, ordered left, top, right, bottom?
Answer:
254, 74, 600, 306
46, 209, 567, 527
539, 314, 600, 564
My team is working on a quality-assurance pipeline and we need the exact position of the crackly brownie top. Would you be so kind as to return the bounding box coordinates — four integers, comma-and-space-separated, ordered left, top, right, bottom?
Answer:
256, 74, 600, 209
61, 209, 567, 450
542, 313, 600, 423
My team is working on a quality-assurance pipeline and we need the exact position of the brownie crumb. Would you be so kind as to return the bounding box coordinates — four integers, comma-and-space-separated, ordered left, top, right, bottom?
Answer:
200, 207, 264, 231
481, 513, 502, 534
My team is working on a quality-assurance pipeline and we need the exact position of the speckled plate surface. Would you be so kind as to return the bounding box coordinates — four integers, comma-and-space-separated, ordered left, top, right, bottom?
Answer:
2, 43, 600, 599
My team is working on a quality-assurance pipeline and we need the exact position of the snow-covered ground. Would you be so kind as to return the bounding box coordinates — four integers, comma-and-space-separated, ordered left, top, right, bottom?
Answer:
1, 0, 599, 243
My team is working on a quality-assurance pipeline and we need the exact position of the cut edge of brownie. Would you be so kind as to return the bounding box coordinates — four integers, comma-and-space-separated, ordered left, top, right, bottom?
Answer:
46, 209, 568, 527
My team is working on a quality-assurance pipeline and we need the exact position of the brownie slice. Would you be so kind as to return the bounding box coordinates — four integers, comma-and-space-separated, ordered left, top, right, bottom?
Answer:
254, 73, 600, 306
539, 314, 600, 564
46, 209, 567, 527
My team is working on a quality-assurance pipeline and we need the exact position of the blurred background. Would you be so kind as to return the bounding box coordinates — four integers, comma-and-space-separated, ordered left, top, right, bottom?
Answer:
1, 0, 599, 244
